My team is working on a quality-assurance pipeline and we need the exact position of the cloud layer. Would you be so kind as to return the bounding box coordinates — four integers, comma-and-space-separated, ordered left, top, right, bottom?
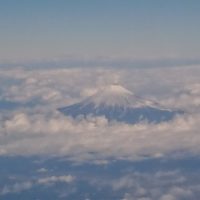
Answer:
0, 66, 200, 162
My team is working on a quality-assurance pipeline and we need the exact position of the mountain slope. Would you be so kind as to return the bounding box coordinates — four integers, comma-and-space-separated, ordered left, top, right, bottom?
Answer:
58, 84, 183, 124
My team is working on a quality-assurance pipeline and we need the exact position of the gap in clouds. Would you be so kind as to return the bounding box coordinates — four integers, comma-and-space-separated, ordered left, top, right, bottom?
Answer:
1, 156, 200, 200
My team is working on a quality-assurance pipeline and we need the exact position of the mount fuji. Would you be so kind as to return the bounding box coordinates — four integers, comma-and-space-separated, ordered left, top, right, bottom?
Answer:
58, 84, 183, 124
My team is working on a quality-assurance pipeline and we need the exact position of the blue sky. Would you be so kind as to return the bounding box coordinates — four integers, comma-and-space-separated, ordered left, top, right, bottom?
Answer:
0, 0, 200, 62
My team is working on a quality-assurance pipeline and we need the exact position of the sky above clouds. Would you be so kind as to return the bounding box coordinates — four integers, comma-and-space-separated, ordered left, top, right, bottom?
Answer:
1, 0, 200, 62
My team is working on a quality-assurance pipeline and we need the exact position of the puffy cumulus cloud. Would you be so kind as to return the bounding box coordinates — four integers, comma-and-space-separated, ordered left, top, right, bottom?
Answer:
1, 108, 200, 162
1, 181, 33, 195
0, 175, 75, 196
158, 187, 193, 200
80, 169, 198, 200
1, 169, 199, 199
121, 194, 151, 200
88, 170, 199, 200
1, 66, 200, 162
1, 65, 200, 111
37, 175, 75, 185
37, 168, 48, 173
0, 67, 122, 106
160, 83, 200, 112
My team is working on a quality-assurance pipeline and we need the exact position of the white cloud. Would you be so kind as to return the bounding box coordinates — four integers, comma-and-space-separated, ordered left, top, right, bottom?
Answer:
0, 175, 75, 196
159, 187, 193, 200
87, 170, 196, 200
159, 194, 176, 200
1, 110, 200, 162
38, 175, 75, 185
1, 66, 200, 162
37, 168, 48, 173
1, 181, 33, 195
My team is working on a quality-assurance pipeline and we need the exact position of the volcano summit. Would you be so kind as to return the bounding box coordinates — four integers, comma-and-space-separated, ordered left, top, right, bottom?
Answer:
58, 84, 183, 124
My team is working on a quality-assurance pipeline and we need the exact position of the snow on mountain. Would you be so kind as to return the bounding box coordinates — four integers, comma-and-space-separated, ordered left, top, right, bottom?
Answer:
58, 84, 183, 124
85, 84, 133, 107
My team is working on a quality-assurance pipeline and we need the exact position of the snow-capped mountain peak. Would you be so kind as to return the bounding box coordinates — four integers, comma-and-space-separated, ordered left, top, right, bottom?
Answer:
84, 84, 133, 107
83, 84, 161, 109
58, 84, 183, 124
101, 84, 133, 95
